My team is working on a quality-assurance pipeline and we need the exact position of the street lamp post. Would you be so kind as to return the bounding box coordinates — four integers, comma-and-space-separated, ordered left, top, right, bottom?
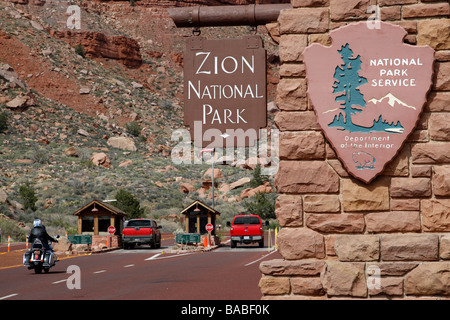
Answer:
199, 148, 215, 209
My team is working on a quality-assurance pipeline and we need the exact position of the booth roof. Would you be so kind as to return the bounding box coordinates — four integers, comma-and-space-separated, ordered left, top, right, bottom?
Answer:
180, 200, 220, 216
73, 199, 127, 217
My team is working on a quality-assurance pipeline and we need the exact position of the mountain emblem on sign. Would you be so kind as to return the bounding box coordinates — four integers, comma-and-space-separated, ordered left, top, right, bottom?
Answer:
303, 22, 434, 183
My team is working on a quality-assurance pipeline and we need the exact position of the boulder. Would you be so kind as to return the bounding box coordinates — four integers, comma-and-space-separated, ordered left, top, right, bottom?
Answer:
90, 152, 112, 168
107, 136, 137, 152
180, 183, 195, 194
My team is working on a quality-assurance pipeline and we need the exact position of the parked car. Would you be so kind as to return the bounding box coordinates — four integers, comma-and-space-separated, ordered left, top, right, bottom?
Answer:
228, 215, 264, 248
122, 219, 161, 249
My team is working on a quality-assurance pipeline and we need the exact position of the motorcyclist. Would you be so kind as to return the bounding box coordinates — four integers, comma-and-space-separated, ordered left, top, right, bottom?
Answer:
29, 219, 58, 251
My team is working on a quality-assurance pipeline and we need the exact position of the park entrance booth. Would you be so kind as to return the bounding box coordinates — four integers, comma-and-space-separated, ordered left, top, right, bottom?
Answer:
72, 199, 127, 248
180, 200, 220, 236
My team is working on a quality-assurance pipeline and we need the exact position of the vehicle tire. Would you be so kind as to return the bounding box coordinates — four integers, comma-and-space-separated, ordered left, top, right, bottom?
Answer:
259, 240, 264, 248
44, 268, 50, 273
230, 240, 236, 248
150, 241, 156, 249
34, 267, 42, 274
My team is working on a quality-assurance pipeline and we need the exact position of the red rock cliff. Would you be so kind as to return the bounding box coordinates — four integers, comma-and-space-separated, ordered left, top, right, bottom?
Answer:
50, 30, 142, 68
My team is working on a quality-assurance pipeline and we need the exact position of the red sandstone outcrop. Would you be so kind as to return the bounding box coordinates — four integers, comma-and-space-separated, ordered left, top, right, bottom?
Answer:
49, 30, 142, 68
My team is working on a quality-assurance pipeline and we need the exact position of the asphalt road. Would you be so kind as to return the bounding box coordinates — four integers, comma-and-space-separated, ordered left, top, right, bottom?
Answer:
0, 232, 281, 300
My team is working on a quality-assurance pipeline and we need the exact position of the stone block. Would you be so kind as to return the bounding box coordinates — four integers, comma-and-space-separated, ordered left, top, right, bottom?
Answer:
330, 0, 371, 21
275, 161, 340, 194
390, 177, 431, 198
278, 8, 329, 34
279, 63, 305, 77
390, 199, 420, 211
441, 235, 450, 260
365, 211, 421, 233
381, 234, 439, 261
274, 111, 320, 131
291, 0, 330, 7
421, 199, 450, 232
321, 261, 367, 297
334, 235, 379, 261
404, 262, 450, 296
276, 78, 307, 111
379, 0, 416, 5
434, 62, 450, 91
277, 227, 325, 260
259, 276, 291, 295
426, 92, 450, 112
418, 19, 450, 50
367, 262, 418, 276
259, 259, 326, 276
306, 213, 365, 233
303, 195, 340, 213
291, 277, 325, 296
368, 277, 404, 297
411, 142, 450, 164
275, 194, 303, 227
280, 131, 325, 160
342, 178, 389, 212
433, 166, 450, 196
430, 113, 450, 141
403, 3, 450, 19
279, 34, 307, 62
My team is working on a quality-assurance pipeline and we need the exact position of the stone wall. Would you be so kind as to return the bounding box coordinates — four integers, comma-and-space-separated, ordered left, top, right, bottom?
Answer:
260, 0, 450, 299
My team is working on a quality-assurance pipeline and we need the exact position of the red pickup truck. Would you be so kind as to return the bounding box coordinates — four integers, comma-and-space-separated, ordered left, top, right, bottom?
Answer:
229, 215, 264, 248
122, 219, 161, 249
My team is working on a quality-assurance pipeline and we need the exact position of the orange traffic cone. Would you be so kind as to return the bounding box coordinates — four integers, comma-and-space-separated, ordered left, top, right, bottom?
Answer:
203, 235, 208, 248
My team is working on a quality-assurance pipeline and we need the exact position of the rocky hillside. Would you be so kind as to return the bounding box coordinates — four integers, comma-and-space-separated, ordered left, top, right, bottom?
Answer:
0, 0, 280, 237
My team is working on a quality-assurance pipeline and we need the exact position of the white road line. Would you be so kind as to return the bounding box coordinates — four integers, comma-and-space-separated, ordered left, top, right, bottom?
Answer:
124, 264, 135, 268
52, 279, 67, 284
145, 253, 162, 261
145, 252, 193, 261
0, 293, 18, 300
244, 249, 278, 267
93, 270, 106, 274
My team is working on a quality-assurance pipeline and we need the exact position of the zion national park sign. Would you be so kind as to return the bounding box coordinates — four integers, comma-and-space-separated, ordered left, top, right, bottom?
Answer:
303, 21, 434, 183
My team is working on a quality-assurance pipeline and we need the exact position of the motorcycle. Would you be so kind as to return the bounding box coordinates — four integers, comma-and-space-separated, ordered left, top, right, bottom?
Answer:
23, 236, 59, 274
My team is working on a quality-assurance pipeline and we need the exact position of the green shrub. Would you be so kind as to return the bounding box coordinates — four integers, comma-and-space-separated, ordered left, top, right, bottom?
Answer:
32, 148, 50, 164
0, 112, 8, 133
19, 181, 37, 212
0, 219, 27, 242
125, 121, 141, 137
75, 44, 86, 58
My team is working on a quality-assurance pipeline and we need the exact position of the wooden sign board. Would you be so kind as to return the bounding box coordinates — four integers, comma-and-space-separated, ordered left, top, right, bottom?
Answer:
183, 36, 267, 148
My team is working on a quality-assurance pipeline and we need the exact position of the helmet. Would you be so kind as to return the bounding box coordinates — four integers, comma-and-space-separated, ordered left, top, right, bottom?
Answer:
33, 219, 42, 227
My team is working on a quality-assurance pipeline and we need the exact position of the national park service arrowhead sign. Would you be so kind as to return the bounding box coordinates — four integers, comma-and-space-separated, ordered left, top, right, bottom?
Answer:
303, 22, 434, 183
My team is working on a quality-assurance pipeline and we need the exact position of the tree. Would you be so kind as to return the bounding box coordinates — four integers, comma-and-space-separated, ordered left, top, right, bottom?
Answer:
249, 164, 268, 188
243, 192, 275, 220
115, 189, 144, 219
19, 181, 37, 211
331, 44, 367, 128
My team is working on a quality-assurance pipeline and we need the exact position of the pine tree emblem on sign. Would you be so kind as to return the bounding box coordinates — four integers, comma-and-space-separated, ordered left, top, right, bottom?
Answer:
303, 22, 434, 183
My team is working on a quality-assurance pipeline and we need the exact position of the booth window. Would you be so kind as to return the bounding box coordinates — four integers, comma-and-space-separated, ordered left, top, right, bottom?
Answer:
98, 216, 110, 233
81, 216, 94, 234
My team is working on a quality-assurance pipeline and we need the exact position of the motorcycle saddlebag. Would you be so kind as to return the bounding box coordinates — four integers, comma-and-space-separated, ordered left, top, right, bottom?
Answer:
23, 252, 31, 266
43, 252, 55, 266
